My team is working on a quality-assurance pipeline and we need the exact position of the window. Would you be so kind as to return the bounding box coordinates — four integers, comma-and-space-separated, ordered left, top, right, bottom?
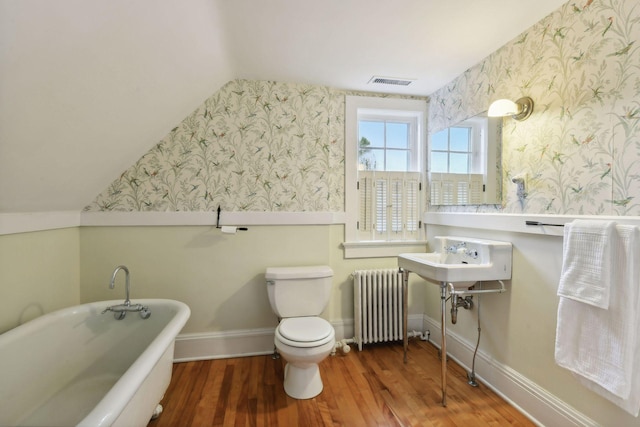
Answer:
431, 126, 473, 174
358, 119, 414, 171
429, 116, 486, 205
344, 96, 427, 258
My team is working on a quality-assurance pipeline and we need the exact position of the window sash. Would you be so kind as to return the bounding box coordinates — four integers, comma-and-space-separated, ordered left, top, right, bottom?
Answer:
358, 114, 420, 172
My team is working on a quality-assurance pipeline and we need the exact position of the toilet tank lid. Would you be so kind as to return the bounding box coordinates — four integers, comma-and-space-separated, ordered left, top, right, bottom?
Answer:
266, 265, 333, 280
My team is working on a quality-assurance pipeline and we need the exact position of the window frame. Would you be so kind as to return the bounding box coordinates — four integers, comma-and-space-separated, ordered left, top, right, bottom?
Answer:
344, 96, 427, 258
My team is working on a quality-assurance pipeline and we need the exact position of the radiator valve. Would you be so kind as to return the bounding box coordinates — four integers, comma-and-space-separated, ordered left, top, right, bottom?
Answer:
332, 338, 354, 355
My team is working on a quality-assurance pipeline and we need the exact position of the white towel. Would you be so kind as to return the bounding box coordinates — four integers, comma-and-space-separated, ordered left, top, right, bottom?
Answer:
555, 225, 640, 415
557, 220, 616, 308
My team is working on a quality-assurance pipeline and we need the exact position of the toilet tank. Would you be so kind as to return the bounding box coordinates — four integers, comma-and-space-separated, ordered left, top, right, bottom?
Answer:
265, 265, 333, 318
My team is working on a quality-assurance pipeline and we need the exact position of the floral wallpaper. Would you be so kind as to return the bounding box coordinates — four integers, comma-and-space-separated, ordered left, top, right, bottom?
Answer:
429, 0, 640, 216
85, 80, 346, 212
87, 0, 639, 217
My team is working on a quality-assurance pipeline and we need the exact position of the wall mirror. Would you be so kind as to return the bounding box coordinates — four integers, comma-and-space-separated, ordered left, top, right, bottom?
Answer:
429, 112, 502, 205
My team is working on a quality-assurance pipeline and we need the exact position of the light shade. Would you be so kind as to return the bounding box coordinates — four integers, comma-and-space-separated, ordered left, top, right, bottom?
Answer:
488, 97, 534, 121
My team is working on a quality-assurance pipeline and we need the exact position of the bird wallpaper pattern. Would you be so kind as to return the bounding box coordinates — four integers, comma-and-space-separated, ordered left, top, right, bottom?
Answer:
85, 80, 346, 212
430, 0, 640, 215
86, 0, 640, 217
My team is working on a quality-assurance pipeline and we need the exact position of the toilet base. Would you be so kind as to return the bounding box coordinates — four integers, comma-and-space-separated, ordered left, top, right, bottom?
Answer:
283, 363, 323, 399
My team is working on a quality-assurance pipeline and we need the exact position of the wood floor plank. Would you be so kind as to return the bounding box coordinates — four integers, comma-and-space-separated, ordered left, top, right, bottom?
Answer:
149, 339, 536, 427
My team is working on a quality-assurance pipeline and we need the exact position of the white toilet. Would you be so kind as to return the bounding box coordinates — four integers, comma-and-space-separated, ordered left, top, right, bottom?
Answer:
265, 265, 335, 399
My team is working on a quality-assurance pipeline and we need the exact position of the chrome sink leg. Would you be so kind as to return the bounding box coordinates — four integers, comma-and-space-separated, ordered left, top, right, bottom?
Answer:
440, 281, 447, 407
401, 268, 409, 363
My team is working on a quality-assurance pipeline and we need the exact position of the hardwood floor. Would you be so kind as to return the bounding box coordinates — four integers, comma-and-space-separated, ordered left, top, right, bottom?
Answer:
149, 339, 535, 427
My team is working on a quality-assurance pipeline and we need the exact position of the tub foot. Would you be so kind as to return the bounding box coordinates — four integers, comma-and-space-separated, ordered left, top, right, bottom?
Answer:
151, 404, 163, 420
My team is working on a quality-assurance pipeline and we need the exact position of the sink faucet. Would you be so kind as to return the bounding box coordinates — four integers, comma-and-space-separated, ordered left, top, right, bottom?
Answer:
445, 242, 466, 254
445, 242, 479, 259
110, 265, 131, 306
104, 265, 151, 319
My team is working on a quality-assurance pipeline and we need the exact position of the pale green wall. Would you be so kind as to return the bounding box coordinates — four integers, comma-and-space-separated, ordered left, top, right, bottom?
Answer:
0, 228, 80, 333
79, 225, 426, 334
1, 224, 426, 341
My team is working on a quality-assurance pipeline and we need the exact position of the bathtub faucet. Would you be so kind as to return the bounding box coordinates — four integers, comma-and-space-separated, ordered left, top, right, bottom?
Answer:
104, 265, 151, 320
102, 303, 151, 320
110, 265, 131, 306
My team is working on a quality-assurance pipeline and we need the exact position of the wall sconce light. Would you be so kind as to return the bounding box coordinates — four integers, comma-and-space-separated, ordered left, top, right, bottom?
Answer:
488, 97, 534, 121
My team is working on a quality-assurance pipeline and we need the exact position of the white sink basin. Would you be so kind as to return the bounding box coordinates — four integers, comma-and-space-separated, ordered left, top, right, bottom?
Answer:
398, 236, 512, 289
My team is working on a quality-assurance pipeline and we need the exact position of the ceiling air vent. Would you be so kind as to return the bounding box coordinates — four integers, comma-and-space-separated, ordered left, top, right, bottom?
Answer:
368, 76, 415, 86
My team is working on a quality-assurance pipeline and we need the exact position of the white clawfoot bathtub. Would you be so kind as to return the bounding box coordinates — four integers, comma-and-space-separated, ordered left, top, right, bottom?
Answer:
0, 299, 190, 427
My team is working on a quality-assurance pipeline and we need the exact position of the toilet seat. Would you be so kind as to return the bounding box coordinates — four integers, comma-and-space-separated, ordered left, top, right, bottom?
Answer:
276, 317, 334, 348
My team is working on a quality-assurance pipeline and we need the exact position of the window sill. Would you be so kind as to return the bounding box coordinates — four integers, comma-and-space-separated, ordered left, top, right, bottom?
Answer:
342, 240, 428, 259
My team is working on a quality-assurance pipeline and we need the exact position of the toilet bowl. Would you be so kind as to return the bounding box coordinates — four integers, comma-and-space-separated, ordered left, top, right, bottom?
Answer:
265, 265, 334, 399
274, 317, 335, 399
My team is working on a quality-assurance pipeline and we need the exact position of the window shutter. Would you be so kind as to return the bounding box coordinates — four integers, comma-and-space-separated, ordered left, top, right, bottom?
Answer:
430, 173, 484, 205
404, 176, 420, 238
457, 181, 470, 205
390, 178, 403, 234
442, 179, 455, 205
358, 177, 372, 233
373, 177, 388, 239
469, 175, 484, 204
358, 171, 422, 241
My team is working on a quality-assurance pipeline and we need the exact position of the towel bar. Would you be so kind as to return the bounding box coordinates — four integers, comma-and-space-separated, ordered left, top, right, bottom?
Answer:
525, 221, 564, 227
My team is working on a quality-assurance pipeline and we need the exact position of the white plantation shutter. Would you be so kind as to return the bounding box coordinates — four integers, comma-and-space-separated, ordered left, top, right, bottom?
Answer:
430, 173, 484, 205
390, 178, 403, 233
404, 177, 420, 239
373, 177, 387, 239
359, 176, 373, 233
469, 175, 484, 204
358, 171, 422, 241
457, 180, 470, 204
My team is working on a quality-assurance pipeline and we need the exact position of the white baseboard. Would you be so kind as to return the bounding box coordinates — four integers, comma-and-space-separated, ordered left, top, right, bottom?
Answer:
421, 315, 598, 427
174, 327, 276, 362
174, 315, 426, 362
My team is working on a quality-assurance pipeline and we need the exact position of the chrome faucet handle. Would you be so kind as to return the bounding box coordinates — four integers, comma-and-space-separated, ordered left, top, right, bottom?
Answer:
102, 303, 150, 320
102, 306, 127, 320
446, 242, 467, 254
464, 249, 479, 259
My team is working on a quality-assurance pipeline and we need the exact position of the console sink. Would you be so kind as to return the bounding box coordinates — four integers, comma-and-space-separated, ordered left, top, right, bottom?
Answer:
398, 236, 512, 289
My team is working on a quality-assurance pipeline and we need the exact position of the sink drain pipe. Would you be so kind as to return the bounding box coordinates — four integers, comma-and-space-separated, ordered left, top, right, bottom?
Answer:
468, 282, 482, 387
447, 280, 507, 388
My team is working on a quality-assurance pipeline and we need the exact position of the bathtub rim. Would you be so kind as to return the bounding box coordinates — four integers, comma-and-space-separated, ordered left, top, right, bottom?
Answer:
81, 298, 190, 427
0, 298, 190, 427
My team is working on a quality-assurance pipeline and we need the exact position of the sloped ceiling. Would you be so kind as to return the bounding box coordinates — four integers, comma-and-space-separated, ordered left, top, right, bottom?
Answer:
0, 0, 234, 212
0, 0, 568, 213
218, 0, 569, 95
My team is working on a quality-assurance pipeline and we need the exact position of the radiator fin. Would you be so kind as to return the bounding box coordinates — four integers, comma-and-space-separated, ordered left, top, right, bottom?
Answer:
353, 269, 405, 351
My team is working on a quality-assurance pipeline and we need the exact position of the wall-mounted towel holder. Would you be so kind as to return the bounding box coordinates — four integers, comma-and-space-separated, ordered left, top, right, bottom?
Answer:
526, 221, 564, 227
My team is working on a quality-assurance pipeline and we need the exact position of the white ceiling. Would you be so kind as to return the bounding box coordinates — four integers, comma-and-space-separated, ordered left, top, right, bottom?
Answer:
0, 0, 568, 213
218, 0, 569, 96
